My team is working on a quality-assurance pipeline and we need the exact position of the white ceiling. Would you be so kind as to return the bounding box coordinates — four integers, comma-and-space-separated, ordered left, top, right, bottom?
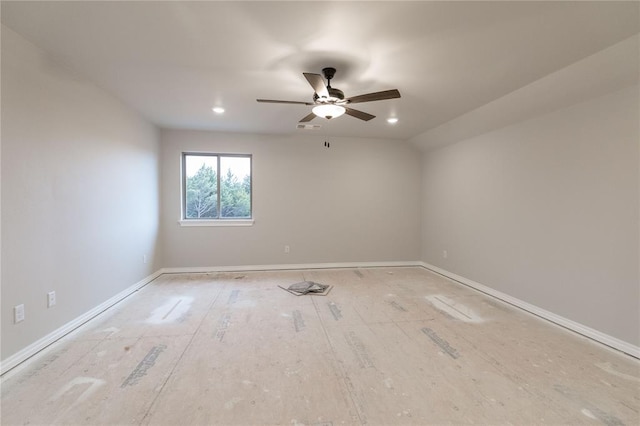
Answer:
2, 1, 639, 141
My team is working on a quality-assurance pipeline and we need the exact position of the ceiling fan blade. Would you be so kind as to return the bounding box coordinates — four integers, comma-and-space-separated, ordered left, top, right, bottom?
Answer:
345, 107, 375, 121
257, 99, 314, 105
299, 112, 316, 123
345, 89, 401, 104
303, 73, 329, 99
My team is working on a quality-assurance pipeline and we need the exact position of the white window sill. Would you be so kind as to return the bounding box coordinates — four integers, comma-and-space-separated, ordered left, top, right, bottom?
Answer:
179, 219, 254, 227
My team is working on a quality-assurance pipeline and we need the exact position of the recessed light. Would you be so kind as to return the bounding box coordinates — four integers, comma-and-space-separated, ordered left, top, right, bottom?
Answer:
387, 117, 398, 124
212, 107, 225, 114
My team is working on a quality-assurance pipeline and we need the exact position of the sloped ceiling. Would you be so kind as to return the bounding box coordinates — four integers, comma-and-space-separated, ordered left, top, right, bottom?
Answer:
2, 1, 639, 144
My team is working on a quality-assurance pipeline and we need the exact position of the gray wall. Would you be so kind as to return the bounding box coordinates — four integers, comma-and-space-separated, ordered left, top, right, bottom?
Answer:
421, 86, 639, 346
160, 130, 422, 268
1, 26, 161, 360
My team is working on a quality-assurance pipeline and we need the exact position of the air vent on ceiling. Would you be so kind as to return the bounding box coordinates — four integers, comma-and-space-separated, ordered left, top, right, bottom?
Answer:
296, 124, 322, 130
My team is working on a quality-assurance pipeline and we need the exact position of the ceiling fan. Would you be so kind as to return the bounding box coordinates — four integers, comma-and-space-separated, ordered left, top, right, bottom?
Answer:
257, 67, 400, 122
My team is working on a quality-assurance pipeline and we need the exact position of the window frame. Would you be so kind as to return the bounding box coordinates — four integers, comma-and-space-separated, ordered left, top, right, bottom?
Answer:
180, 152, 254, 227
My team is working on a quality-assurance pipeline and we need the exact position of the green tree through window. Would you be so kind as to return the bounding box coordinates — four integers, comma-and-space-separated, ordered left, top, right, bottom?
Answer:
183, 154, 251, 219
186, 163, 217, 218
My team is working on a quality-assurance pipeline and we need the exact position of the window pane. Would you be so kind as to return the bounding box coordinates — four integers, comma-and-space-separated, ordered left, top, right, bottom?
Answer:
185, 155, 218, 218
220, 156, 251, 218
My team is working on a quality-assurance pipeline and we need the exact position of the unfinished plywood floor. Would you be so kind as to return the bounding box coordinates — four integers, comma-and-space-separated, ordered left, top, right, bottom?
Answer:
2, 267, 639, 425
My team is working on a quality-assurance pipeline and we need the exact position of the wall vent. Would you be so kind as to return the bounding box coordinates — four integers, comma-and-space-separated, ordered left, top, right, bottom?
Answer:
296, 124, 322, 130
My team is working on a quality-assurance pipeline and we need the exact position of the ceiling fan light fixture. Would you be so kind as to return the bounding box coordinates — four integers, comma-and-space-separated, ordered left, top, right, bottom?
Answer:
312, 104, 345, 119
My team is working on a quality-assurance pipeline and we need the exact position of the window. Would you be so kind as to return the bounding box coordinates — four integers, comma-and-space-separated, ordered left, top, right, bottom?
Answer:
182, 153, 252, 223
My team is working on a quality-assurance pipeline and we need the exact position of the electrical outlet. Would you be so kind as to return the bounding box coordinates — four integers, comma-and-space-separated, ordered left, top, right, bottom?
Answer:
14, 304, 25, 323
443, 250, 448, 259
47, 291, 56, 308
284, 245, 290, 254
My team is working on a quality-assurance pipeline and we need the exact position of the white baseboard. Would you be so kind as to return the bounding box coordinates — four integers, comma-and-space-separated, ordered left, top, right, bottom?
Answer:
1, 262, 417, 375
4, 261, 637, 376
160, 260, 422, 274
0, 270, 162, 376
420, 262, 640, 359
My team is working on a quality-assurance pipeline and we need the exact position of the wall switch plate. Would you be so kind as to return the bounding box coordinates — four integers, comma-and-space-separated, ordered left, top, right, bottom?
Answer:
143, 254, 148, 264
443, 250, 448, 259
47, 291, 56, 308
284, 245, 290, 254
14, 304, 25, 323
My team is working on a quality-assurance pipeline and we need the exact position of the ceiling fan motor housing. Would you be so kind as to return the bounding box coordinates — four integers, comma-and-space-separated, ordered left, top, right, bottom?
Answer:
313, 87, 345, 103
